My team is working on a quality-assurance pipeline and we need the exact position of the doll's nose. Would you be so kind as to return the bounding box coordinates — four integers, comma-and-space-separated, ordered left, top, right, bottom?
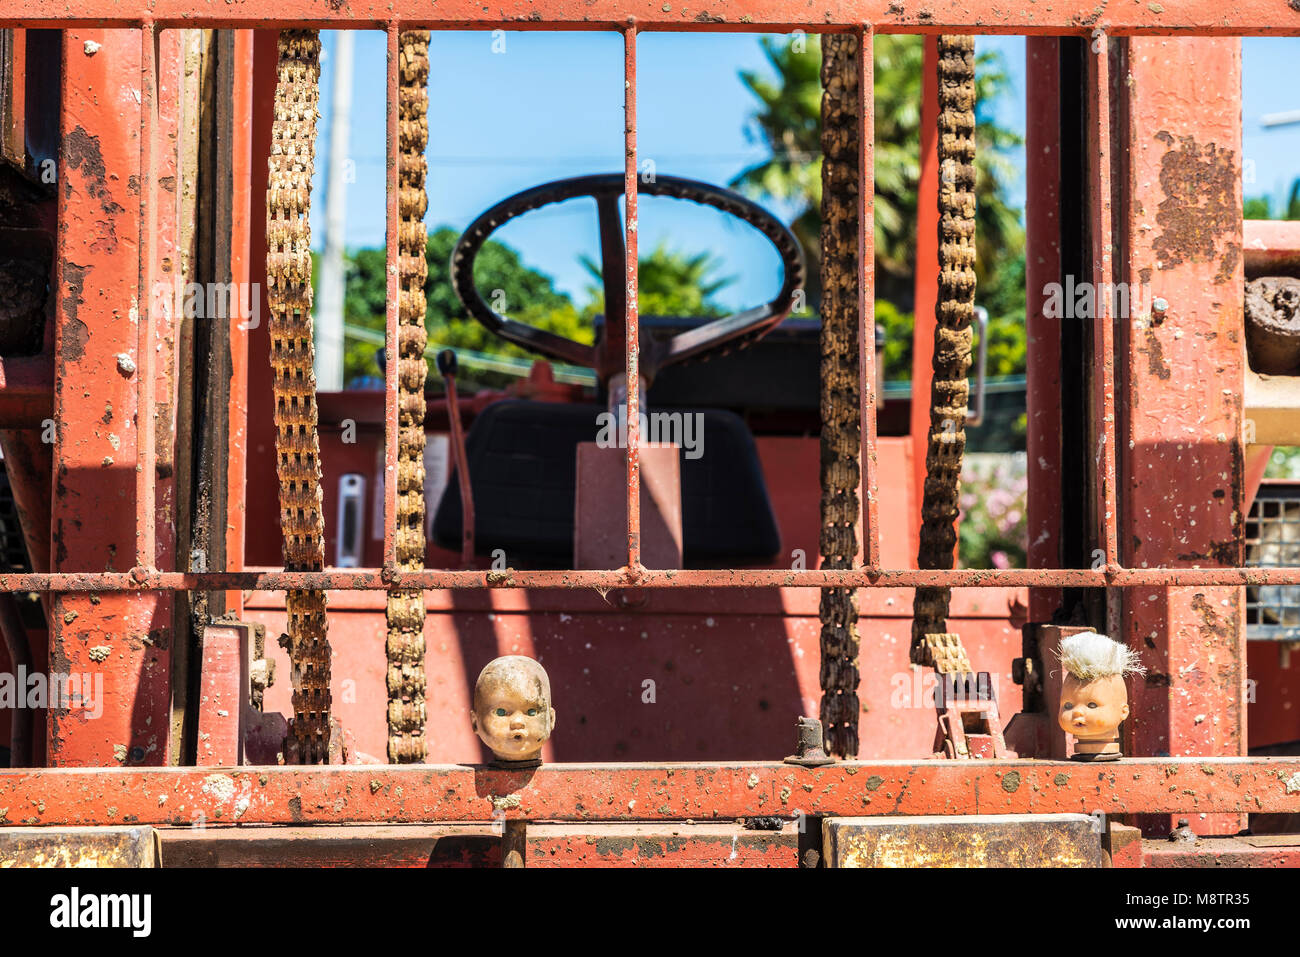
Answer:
509, 714, 525, 729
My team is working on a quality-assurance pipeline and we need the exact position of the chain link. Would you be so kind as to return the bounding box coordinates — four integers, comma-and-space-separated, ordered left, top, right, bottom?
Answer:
911, 35, 977, 672
268, 30, 331, 764
817, 32, 862, 759
386, 30, 431, 764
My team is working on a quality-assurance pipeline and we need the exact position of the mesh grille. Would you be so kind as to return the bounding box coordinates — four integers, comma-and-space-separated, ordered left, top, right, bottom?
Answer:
1245, 485, 1300, 640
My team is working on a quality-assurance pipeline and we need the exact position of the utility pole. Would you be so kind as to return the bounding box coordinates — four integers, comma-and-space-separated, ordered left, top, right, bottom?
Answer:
315, 31, 354, 391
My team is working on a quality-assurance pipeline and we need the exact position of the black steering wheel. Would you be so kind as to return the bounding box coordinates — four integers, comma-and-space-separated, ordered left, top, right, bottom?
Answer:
449, 174, 805, 383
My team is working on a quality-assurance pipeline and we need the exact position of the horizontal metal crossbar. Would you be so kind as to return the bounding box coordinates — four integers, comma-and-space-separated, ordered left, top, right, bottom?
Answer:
1, 759, 1296, 825
1, 566, 1298, 593
2, 1, 1298, 34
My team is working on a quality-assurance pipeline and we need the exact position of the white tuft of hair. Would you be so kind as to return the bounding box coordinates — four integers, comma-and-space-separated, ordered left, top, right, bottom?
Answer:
1057, 631, 1146, 681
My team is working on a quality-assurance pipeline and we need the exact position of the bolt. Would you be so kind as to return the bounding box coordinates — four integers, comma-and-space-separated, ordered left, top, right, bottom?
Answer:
1169, 818, 1196, 843
784, 715, 835, 767
1151, 297, 1168, 325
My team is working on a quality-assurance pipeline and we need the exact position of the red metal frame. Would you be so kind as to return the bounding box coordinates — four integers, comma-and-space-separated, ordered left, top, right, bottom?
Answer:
2, 3, 1298, 31
2, 758, 1297, 825
0, 0, 1295, 855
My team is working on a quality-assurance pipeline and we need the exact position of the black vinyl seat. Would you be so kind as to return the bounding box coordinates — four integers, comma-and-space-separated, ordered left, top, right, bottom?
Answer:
432, 399, 780, 567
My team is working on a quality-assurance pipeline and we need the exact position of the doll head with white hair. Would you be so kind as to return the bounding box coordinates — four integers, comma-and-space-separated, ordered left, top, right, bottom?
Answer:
1056, 631, 1144, 758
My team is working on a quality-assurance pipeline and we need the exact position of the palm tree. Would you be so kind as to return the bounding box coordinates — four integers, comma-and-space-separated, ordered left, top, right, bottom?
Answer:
732, 34, 1024, 312
580, 242, 734, 320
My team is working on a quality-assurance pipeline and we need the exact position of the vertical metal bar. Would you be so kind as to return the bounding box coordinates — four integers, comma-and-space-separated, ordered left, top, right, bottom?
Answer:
1087, 32, 1118, 573
622, 23, 641, 575
908, 36, 940, 540
53, 28, 169, 765
226, 28, 254, 616
384, 23, 400, 573
1086, 33, 1119, 652
136, 21, 158, 569
1024, 36, 1063, 624
857, 23, 879, 571
1117, 36, 1246, 836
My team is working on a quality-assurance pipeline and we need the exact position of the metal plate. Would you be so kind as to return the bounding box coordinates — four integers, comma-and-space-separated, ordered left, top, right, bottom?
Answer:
824, 814, 1106, 868
0, 826, 160, 867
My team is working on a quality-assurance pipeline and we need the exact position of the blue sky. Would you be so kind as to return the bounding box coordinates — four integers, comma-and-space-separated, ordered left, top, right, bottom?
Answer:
310, 33, 1300, 312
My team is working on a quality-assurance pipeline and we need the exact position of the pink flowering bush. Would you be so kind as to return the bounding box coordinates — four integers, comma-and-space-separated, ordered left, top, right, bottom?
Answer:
959, 453, 1028, 569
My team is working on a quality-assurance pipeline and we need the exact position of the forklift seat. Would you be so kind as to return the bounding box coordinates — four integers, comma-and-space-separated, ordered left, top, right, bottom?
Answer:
432, 399, 780, 567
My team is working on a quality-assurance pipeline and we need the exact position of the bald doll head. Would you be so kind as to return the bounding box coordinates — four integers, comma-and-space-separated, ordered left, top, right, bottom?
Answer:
470, 656, 556, 763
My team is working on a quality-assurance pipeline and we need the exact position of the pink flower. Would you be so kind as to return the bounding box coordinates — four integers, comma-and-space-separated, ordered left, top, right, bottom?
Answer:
991, 550, 1010, 569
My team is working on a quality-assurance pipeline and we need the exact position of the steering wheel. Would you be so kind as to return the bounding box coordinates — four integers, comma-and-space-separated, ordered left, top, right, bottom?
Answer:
449, 174, 805, 383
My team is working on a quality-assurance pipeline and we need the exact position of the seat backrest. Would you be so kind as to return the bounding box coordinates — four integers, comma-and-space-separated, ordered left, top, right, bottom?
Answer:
432, 399, 780, 567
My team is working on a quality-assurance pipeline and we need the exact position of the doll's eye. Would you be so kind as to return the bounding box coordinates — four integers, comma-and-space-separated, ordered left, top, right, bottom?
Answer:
1087, 702, 1099, 709
1062, 702, 1073, 710
527, 709, 537, 716
495, 708, 507, 717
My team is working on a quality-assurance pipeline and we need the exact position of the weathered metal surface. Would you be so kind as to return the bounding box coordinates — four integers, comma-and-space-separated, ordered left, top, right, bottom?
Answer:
1107, 821, 1144, 867
1, 566, 1298, 593
824, 814, 1106, 867
622, 25, 641, 574
909, 36, 940, 534
527, 823, 798, 867
0, 825, 160, 866
1117, 37, 1246, 836
51, 29, 170, 767
1087, 36, 1118, 587
1024, 37, 1063, 625
160, 824, 502, 867
1244, 218, 1300, 278
0, 759, 1296, 826
1143, 834, 1300, 868
2, 0, 1298, 32
857, 25, 879, 571
158, 822, 798, 866
195, 622, 251, 766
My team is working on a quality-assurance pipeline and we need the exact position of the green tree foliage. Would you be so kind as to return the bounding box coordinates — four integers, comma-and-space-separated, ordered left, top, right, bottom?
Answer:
339, 226, 586, 390
578, 242, 733, 321
732, 34, 1026, 315
1245, 178, 1300, 221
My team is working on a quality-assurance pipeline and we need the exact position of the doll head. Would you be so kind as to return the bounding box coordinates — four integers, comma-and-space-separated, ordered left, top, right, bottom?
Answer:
471, 656, 556, 764
1057, 632, 1144, 744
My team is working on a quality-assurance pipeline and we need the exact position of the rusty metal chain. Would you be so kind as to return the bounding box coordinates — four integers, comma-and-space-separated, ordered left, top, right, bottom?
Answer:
817, 32, 862, 759
911, 35, 977, 671
267, 29, 331, 764
386, 30, 431, 764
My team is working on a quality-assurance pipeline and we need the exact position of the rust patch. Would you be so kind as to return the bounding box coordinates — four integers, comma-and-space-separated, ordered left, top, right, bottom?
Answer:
1190, 593, 1234, 643
1151, 132, 1239, 285
63, 127, 125, 250
60, 263, 91, 363
1137, 326, 1171, 380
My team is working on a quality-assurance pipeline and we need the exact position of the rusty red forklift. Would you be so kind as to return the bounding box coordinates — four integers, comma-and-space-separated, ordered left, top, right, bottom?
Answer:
0, 4, 1298, 870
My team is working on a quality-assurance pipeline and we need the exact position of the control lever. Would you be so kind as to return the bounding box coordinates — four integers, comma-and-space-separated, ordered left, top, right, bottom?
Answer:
438, 350, 475, 566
